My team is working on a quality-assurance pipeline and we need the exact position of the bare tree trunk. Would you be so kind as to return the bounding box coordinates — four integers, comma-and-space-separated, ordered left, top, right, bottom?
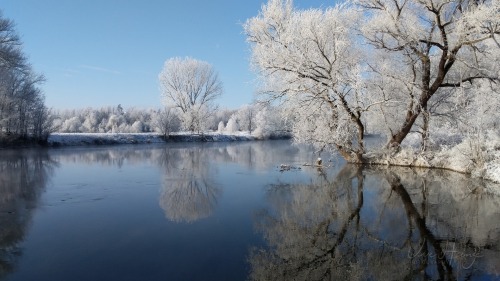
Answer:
387, 55, 441, 148
420, 107, 430, 151
355, 117, 365, 159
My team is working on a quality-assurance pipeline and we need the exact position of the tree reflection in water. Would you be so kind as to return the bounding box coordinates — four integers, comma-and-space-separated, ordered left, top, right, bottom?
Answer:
156, 141, 319, 223
249, 165, 500, 281
158, 147, 221, 223
0, 150, 57, 279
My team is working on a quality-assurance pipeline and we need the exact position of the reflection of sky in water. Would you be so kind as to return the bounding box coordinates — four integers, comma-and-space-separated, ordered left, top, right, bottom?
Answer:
0, 141, 499, 281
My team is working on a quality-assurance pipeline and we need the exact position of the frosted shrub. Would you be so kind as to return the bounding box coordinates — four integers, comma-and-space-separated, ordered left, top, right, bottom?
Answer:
217, 121, 225, 133
131, 121, 144, 133
225, 116, 239, 133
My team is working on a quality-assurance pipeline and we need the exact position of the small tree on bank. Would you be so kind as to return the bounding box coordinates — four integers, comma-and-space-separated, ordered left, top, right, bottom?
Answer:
158, 57, 223, 133
152, 107, 180, 138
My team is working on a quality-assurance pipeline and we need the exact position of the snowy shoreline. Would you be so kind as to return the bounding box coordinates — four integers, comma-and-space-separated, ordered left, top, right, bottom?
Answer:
46, 132, 260, 147
364, 146, 500, 185
39, 132, 500, 185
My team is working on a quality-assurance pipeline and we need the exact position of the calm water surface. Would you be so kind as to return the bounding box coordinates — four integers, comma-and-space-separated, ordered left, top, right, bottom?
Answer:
0, 140, 499, 280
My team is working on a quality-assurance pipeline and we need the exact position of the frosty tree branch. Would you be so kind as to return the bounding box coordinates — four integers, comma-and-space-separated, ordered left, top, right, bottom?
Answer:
246, 0, 499, 163
159, 57, 223, 132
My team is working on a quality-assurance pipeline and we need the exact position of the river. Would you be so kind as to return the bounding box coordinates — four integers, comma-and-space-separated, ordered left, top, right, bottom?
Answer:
0, 140, 499, 280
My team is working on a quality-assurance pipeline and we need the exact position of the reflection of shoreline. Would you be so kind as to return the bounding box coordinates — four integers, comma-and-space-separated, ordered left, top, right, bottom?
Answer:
48, 140, 319, 172
47, 141, 311, 224
0, 150, 57, 278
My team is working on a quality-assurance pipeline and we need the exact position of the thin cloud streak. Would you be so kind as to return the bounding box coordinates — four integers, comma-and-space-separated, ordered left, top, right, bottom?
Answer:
79, 64, 121, 75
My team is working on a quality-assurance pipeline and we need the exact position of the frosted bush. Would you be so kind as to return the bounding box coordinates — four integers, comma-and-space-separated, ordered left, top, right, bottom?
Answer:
217, 121, 225, 133
225, 116, 239, 133
131, 121, 144, 133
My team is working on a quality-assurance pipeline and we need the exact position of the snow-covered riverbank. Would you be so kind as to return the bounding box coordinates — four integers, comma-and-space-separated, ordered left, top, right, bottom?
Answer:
47, 132, 259, 147
364, 137, 500, 184
45, 132, 499, 184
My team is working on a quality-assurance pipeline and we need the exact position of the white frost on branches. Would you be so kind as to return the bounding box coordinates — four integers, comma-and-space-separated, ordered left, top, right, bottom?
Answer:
245, 1, 367, 161
159, 57, 223, 132
245, 0, 500, 179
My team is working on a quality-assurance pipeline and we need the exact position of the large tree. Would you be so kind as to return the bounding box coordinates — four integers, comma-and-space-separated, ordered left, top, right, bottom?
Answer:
245, 0, 499, 162
358, 0, 500, 147
244, 0, 367, 162
158, 57, 223, 132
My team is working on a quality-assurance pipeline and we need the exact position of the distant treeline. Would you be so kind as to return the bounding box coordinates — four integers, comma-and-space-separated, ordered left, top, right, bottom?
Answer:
53, 103, 292, 139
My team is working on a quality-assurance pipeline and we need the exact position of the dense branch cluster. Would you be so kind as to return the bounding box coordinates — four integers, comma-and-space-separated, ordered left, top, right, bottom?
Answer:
0, 12, 53, 142
245, 0, 500, 163
249, 166, 500, 280
159, 57, 223, 132
245, 2, 367, 161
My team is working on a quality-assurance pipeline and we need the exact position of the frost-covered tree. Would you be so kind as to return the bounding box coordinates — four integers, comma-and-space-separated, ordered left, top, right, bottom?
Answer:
179, 104, 214, 133
159, 57, 223, 132
0, 11, 50, 141
235, 104, 257, 133
60, 116, 82, 133
105, 114, 126, 133
80, 108, 100, 133
152, 107, 180, 138
32, 103, 58, 140
252, 105, 291, 139
357, 0, 500, 147
245, 0, 367, 161
246, 0, 500, 162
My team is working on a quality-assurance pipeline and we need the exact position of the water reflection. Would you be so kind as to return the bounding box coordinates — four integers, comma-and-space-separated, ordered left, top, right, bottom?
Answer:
49, 141, 320, 171
0, 142, 499, 280
0, 150, 57, 279
249, 166, 500, 281
158, 147, 221, 223
48, 141, 322, 223
155, 141, 316, 223
154, 141, 327, 223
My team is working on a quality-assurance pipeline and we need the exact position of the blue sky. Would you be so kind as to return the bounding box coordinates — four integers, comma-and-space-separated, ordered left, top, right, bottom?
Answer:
2, 0, 333, 110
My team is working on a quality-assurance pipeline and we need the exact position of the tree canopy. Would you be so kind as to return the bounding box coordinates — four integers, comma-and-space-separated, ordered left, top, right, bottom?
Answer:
0, 11, 52, 142
245, 0, 500, 163
159, 57, 223, 132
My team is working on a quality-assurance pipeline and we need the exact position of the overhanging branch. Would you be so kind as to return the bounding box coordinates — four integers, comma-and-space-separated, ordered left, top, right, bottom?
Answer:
440, 75, 499, 87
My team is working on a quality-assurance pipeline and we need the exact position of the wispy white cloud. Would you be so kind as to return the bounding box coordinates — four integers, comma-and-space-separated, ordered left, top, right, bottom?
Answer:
62, 68, 81, 78
79, 64, 121, 75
